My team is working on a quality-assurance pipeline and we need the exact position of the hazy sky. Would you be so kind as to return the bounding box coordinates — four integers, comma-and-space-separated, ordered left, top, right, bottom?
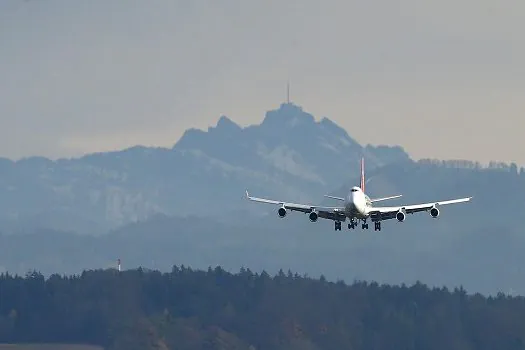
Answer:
1, 0, 524, 164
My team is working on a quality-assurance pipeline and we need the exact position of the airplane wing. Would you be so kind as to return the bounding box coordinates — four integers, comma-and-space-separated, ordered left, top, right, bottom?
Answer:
367, 197, 472, 221
246, 191, 347, 221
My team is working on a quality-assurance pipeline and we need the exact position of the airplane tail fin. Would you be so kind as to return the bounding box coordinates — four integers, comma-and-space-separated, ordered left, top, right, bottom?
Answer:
360, 157, 365, 192
358, 157, 402, 202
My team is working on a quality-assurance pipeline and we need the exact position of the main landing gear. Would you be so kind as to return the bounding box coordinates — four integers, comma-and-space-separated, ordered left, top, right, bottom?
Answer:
334, 221, 342, 231
344, 218, 381, 231
346, 218, 369, 230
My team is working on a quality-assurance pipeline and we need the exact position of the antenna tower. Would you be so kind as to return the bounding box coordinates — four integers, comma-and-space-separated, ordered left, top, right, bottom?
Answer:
286, 81, 290, 103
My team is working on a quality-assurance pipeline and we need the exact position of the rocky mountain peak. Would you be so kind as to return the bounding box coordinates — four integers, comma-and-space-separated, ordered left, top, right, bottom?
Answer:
260, 102, 315, 129
213, 115, 242, 133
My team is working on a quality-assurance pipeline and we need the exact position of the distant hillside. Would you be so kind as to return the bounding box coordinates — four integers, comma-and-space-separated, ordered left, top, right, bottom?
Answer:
0, 103, 407, 234
1, 198, 525, 297
1, 267, 525, 350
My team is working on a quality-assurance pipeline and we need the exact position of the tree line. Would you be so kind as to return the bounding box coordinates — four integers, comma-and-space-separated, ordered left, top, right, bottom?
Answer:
0, 266, 524, 349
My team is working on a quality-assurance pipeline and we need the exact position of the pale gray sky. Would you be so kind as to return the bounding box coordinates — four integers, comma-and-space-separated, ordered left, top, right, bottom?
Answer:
1, 0, 524, 164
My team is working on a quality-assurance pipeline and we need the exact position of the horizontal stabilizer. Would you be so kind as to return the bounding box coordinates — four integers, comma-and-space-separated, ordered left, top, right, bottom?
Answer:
324, 195, 345, 201
370, 194, 402, 203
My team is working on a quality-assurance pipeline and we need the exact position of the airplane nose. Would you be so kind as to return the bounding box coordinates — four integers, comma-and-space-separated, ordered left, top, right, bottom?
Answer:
350, 194, 358, 207
351, 193, 364, 212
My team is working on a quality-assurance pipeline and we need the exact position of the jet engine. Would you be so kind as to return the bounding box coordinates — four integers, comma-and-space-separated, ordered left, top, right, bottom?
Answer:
309, 211, 319, 222
396, 209, 406, 222
278, 207, 287, 218
430, 206, 440, 218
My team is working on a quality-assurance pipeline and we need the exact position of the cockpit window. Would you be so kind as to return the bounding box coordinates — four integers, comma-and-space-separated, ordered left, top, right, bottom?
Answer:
351, 188, 358, 192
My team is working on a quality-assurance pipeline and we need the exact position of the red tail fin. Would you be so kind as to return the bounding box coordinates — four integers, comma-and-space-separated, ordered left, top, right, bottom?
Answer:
360, 157, 365, 192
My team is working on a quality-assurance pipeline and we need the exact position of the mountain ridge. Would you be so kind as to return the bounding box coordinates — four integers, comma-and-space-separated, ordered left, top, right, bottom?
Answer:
0, 102, 520, 237
0, 103, 411, 234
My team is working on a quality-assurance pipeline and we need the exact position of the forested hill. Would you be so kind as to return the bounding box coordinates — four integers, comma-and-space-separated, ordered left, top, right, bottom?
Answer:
1, 267, 525, 350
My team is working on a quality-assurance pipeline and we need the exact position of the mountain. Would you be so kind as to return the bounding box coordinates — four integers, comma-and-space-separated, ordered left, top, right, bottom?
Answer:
2, 102, 525, 295
0, 103, 408, 234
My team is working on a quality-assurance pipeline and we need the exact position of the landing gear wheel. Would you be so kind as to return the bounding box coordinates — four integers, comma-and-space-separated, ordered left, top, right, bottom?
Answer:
374, 222, 381, 231
335, 221, 342, 231
361, 223, 368, 229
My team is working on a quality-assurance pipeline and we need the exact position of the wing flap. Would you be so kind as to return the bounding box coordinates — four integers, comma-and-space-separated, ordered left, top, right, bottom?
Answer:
245, 191, 311, 209
318, 210, 347, 221
245, 190, 345, 215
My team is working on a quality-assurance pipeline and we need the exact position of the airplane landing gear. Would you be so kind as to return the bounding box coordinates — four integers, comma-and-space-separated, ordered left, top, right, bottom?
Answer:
361, 219, 369, 230
334, 221, 342, 231
374, 222, 381, 231
348, 218, 356, 229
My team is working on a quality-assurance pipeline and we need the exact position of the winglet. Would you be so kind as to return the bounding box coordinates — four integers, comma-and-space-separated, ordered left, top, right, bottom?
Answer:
245, 190, 249, 198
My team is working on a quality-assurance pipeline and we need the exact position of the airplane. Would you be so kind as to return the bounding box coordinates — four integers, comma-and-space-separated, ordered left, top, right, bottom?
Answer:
245, 158, 472, 231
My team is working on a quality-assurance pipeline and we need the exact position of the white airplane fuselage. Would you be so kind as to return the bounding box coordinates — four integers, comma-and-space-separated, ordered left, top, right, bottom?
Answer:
343, 186, 370, 220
